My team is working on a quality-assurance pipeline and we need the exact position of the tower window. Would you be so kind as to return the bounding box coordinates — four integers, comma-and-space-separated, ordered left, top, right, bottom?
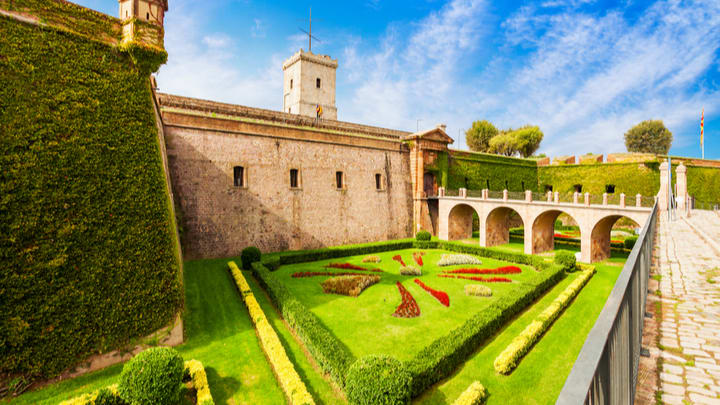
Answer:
605, 184, 616, 194
316, 78, 321, 88
375, 173, 383, 190
290, 169, 300, 189
233, 166, 245, 187
146, 12, 150, 20
336, 171, 344, 189
290, 79, 293, 89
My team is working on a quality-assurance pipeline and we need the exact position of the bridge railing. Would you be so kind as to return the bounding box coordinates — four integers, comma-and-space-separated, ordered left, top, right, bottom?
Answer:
556, 202, 657, 404
437, 188, 655, 209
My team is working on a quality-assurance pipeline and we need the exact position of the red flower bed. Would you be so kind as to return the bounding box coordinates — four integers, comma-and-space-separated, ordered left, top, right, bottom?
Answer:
443, 266, 521, 275
392, 255, 406, 267
413, 251, 425, 266
292, 271, 368, 278
414, 279, 449, 307
438, 274, 512, 283
325, 263, 383, 272
392, 282, 420, 318
554, 233, 573, 239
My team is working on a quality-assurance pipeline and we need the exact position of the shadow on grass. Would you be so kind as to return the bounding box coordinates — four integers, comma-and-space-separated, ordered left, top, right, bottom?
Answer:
204, 367, 241, 405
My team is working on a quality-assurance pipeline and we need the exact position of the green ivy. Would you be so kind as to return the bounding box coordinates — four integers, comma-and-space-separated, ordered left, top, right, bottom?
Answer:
537, 162, 661, 195
0, 14, 182, 379
687, 166, 720, 203
446, 152, 538, 192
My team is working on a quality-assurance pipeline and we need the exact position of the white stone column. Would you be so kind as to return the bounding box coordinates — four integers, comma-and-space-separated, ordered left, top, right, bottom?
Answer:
658, 161, 669, 211
676, 163, 687, 211
620, 193, 626, 208
584, 192, 590, 206
554, 192, 559, 204
438, 187, 445, 197
503, 189, 508, 201
460, 188, 467, 198
636, 194, 642, 208
482, 188, 488, 200
525, 190, 532, 202
547, 191, 552, 203
573, 192, 579, 204
602, 193, 608, 206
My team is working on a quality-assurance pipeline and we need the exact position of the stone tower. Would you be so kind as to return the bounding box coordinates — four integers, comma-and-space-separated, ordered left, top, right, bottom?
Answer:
118, 0, 168, 26
282, 49, 338, 120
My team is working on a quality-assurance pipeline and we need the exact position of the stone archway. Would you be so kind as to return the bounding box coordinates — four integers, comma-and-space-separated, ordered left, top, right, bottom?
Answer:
531, 209, 578, 254
447, 204, 477, 241
590, 215, 640, 262
485, 206, 524, 247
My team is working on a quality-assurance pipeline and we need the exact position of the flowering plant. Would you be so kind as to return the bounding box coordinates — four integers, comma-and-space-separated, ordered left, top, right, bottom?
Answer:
392, 255, 406, 267
414, 279, 449, 307
392, 282, 420, 318
437, 254, 482, 267
443, 266, 521, 275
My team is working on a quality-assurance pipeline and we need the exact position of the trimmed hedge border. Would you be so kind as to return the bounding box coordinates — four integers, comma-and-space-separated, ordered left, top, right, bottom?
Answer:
248, 239, 564, 398
228, 262, 315, 405
251, 261, 355, 387
58, 360, 214, 405
493, 267, 595, 375
451, 381, 488, 405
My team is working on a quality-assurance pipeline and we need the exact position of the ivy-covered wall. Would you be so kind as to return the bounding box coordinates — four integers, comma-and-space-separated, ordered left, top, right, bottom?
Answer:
537, 162, 661, 196
0, 6, 181, 380
444, 150, 539, 192
687, 166, 720, 203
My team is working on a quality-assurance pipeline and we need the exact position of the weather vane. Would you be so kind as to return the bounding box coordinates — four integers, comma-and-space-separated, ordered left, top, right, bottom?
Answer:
299, 8, 321, 52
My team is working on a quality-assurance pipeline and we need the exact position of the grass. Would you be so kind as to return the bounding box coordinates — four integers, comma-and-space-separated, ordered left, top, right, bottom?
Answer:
276, 249, 538, 361
416, 261, 623, 404
11, 243, 628, 405
10, 258, 286, 405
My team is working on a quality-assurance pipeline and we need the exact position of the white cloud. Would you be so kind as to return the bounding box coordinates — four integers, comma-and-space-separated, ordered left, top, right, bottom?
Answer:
251, 18, 266, 38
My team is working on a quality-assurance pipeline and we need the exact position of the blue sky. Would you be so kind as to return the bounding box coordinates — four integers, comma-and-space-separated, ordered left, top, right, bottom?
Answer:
76, 0, 720, 159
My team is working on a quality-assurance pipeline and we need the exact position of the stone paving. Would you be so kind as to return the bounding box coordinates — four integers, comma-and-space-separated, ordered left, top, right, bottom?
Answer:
644, 210, 720, 405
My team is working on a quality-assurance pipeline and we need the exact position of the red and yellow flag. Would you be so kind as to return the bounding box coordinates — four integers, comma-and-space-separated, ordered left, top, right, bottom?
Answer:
701, 108, 704, 147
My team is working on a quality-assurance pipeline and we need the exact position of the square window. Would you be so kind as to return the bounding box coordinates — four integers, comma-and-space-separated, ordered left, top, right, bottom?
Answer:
290, 169, 300, 189
336, 171, 344, 189
375, 173, 383, 190
290, 79, 293, 89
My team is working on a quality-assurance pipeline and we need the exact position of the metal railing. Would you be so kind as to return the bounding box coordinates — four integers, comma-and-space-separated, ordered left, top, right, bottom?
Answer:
488, 190, 504, 199
556, 202, 658, 405
507, 191, 526, 201
444, 189, 460, 197
691, 196, 720, 211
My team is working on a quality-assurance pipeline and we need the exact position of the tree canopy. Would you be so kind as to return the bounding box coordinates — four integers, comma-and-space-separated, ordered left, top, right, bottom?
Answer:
465, 120, 498, 152
488, 125, 544, 158
624, 120, 673, 154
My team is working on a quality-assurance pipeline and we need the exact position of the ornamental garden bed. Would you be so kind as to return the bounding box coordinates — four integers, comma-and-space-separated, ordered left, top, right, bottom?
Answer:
272, 248, 541, 362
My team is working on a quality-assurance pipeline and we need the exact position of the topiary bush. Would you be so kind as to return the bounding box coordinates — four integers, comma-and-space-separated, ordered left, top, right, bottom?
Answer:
554, 250, 577, 272
241, 246, 262, 270
624, 236, 638, 249
415, 230, 431, 241
118, 347, 184, 405
346, 355, 412, 405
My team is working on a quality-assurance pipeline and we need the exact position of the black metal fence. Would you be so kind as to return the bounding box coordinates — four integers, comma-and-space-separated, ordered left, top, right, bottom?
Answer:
556, 202, 658, 405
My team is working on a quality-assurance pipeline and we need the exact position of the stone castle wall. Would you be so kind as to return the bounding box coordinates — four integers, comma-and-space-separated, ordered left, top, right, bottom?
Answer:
160, 94, 413, 258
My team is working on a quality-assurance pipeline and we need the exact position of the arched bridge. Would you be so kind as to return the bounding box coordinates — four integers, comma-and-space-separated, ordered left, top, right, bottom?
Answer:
434, 189, 654, 263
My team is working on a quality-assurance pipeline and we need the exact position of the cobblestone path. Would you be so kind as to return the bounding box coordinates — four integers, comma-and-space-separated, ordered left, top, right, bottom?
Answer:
640, 210, 720, 405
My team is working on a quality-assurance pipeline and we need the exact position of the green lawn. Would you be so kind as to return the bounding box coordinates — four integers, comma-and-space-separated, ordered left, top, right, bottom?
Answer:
276, 249, 537, 361
10, 245, 626, 405
416, 262, 622, 405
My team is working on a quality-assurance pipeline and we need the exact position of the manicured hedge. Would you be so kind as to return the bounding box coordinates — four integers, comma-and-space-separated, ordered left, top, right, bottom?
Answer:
443, 150, 539, 192
538, 162, 660, 196
493, 267, 595, 374
554, 250, 577, 272
0, 10, 181, 379
451, 381, 487, 405
251, 261, 355, 386
345, 355, 412, 405
118, 347, 184, 405
404, 262, 564, 397
229, 262, 315, 405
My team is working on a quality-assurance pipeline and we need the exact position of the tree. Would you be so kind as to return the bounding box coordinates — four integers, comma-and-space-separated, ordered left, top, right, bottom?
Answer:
465, 120, 498, 152
487, 125, 544, 158
624, 120, 673, 154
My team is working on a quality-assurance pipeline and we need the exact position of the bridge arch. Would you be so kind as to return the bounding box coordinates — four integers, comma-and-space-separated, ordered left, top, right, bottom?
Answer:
530, 209, 580, 255
484, 206, 526, 247
447, 203, 479, 241
590, 215, 640, 262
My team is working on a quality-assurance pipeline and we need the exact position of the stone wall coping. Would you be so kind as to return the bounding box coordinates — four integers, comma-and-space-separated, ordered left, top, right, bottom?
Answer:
433, 196, 653, 212
157, 93, 410, 141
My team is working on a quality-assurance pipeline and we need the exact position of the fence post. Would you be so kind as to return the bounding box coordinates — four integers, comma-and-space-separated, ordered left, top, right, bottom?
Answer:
573, 192, 579, 204
636, 194, 642, 207
547, 191, 552, 203
438, 187, 445, 197
460, 188, 467, 198
602, 193, 608, 206
620, 193, 625, 208
503, 189, 508, 201
525, 190, 532, 202
554, 191, 559, 204
584, 192, 590, 206
482, 188, 488, 200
